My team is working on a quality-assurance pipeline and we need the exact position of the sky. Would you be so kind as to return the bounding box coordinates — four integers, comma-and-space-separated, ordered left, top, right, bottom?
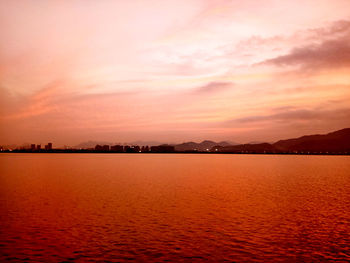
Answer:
1, 0, 350, 147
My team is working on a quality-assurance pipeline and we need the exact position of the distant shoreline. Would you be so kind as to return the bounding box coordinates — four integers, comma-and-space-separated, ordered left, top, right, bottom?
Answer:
2, 128, 349, 156
1, 151, 349, 156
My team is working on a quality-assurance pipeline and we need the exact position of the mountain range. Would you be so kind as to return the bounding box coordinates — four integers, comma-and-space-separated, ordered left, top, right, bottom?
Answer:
72, 128, 350, 153
174, 140, 238, 152
75, 140, 239, 150
75, 140, 164, 149
215, 128, 350, 153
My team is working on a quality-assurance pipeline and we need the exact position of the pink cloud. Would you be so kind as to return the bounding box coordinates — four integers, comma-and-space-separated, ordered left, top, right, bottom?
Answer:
260, 35, 350, 70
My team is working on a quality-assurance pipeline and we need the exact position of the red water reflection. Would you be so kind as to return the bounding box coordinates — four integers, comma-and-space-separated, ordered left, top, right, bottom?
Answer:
0, 154, 349, 262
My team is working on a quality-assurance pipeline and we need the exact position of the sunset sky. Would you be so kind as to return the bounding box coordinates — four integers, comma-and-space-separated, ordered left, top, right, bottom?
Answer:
1, 0, 350, 146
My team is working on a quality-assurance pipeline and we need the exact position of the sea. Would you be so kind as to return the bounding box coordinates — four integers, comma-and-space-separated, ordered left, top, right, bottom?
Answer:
0, 153, 349, 262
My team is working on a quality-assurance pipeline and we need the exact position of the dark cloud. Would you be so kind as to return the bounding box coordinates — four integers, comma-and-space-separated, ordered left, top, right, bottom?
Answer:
233, 20, 350, 68
306, 19, 350, 38
193, 81, 233, 94
225, 107, 350, 125
260, 35, 350, 70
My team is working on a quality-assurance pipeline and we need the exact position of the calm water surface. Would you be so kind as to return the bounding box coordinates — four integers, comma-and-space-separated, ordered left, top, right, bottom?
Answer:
0, 154, 349, 262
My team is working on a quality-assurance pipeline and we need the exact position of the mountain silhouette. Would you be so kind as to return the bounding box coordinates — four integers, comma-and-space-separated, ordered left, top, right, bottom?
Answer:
273, 128, 350, 152
216, 128, 350, 153
75, 140, 164, 149
175, 140, 235, 151
70, 128, 350, 153
75, 141, 114, 149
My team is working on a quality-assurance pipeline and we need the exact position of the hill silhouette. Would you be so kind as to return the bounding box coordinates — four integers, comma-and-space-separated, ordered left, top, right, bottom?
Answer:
174, 140, 236, 152
17, 127, 349, 154
216, 128, 350, 153
273, 128, 350, 152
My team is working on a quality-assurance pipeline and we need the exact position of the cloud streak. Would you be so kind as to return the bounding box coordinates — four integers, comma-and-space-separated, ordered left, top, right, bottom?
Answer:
261, 36, 350, 70
226, 107, 350, 125
193, 81, 234, 94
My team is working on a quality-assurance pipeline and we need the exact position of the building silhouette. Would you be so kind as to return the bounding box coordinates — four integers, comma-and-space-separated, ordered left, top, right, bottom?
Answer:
102, 145, 109, 151
45, 143, 52, 151
124, 146, 140, 153
150, 145, 175, 153
141, 146, 150, 152
134, 146, 141, 152
94, 145, 110, 151
111, 145, 123, 152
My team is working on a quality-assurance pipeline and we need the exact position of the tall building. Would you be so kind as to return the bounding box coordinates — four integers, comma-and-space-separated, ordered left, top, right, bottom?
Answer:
102, 145, 110, 151
124, 146, 140, 153
111, 145, 123, 152
124, 145, 131, 152
45, 143, 53, 151
95, 145, 103, 151
134, 146, 141, 152
36, 144, 41, 150
95, 144, 110, 151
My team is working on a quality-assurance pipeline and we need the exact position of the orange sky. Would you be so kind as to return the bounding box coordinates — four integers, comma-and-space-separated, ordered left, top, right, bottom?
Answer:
1, 0, 350, 146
